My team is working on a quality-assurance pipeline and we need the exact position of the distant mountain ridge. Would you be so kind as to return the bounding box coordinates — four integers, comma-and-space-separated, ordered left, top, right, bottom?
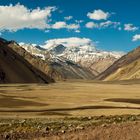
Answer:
48, 44, 124, 75
12, 42, 95, 80
20, 42, 124, 75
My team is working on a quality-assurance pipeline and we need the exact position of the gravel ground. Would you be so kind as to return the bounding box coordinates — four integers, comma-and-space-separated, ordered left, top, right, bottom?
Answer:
0, 114, 139, 140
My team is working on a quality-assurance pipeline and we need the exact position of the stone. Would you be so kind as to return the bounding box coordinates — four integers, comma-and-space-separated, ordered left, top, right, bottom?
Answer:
45, 126, 50, 131
76, 126, 84, 130
42, 126, 50, 133
101, 124, 107, 127
20, 120, 26, 124
61, 130, 65, 133
88, 116, 92, 120
4, 134, 10, 139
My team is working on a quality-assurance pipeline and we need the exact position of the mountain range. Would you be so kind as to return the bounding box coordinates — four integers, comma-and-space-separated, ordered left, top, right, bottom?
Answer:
10, 41, 95, 81
20, 43, 124, 76
2, 37, 140, 83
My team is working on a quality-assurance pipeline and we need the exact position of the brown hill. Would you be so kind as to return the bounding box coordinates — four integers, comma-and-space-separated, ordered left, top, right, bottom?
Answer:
50, 59, 95, 80
0, 38, 54, 83
96, 46, 140, 81
79, 57, 117, 76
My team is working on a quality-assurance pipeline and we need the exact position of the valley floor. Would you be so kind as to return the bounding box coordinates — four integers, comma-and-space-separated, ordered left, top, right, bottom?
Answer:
0, 80, 140, 139
0, 80, 139, 117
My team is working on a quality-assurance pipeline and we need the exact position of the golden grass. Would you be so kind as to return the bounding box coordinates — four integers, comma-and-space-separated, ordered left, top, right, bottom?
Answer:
0, 80, 139, 118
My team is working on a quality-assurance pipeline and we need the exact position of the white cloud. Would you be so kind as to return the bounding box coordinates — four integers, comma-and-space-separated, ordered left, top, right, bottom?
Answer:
75, 30, 80, 33
132, 34, 140, 41
43, 37, 95, 49
0, 4, 56, 31
64, 16, 73, 20
100, 21, 120, 28
118, 27, 122, 31
0, 4, 80, 32
67, 24, 80, 30
51, 21, 67, 29
45, 30, 50, 33
87, 9, 110, 20
85, 22, 98, 28
85, 20, 120, 29
51, 21, 80, 30
75, 20, 84, 23
124, 24, 139, 31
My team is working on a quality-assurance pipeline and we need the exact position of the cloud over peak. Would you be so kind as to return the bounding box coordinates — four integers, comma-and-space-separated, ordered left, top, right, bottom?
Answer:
43, 37, 95, 49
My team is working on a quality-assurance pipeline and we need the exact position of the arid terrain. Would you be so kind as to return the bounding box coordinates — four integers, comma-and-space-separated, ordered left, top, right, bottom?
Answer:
0, 80, 140, 117
0, 80, 139, 139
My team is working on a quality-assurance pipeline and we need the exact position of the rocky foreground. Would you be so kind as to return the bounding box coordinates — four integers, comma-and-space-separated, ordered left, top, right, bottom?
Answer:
0, 114, 139, 140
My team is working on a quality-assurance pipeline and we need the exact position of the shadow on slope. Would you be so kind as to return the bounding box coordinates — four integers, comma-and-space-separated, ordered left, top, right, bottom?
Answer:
0, 38, 54, 83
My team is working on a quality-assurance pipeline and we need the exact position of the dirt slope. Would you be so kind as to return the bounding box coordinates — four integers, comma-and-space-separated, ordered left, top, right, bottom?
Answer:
105, 58, 140, 80
0, 115, 139, 140
88, 57, 117, 74
96, 46, 140, 81
0, 38, 54, 83
45, 121, 140, 140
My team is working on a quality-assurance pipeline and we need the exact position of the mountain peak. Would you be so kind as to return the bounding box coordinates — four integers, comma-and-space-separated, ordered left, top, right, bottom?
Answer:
19, 42, 124, 75
49, 44, 66, 54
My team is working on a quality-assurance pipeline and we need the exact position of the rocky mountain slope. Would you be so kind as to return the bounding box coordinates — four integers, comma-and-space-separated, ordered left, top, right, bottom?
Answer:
96, 46, 140, 81
46, 44, 123, 75
10, 42, 95, 80
20, 43, 124, 75
0, 38, 54, 83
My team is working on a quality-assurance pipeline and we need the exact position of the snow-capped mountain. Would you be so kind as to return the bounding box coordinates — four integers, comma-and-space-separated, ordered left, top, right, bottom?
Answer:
19, 43, 124, 75
19, 43, 86, 69
44, 43, 124, 74
17, 42, 95, 80
19, 43, 49, 60
47, 43, 122, 59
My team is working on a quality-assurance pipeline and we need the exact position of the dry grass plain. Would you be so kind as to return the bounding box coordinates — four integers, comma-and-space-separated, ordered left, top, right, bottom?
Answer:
0, 80, 139, 118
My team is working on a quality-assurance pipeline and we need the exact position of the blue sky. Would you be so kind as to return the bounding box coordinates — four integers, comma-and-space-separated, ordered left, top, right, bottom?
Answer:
0, 0, 140, 52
